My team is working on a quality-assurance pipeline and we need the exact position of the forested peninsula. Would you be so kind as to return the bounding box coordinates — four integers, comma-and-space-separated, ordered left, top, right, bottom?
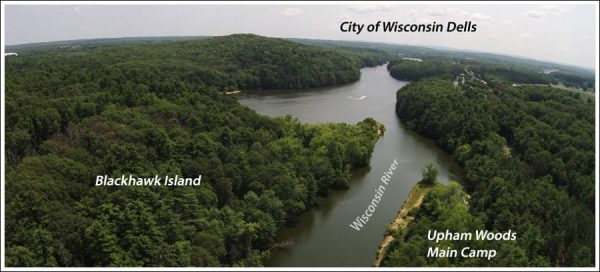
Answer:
380, 58, 595, 266
5, 34, 384, 266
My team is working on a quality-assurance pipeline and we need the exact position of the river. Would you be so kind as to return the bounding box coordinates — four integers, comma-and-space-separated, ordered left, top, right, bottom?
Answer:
237, 64, 464, 267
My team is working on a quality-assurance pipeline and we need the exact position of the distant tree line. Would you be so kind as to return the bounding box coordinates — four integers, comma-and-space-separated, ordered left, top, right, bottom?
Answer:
387, 59, 463, 81
387, 58, 595, 91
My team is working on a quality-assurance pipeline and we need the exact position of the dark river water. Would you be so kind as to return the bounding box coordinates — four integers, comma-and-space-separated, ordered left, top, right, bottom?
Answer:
238, 65, 464, 267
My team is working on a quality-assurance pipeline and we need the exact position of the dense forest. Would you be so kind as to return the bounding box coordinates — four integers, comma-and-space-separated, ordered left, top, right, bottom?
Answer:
4, 33, 596, 267
387, 58, 595, 90
387, 59, 463, 81
382, 180, 484, 266
381, 74, 595, 266
6, 34, 384, 92
4, 34, 384, 266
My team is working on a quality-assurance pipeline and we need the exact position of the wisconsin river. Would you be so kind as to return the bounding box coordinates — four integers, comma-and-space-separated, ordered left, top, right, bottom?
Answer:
238, 65, 464, 267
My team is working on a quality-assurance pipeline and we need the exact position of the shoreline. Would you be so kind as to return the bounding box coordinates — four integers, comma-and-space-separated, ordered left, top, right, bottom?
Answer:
373, 182, 436, 267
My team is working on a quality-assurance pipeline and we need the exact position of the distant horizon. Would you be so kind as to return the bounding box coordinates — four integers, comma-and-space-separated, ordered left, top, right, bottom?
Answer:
4, 4, 596, 70
5, 33, 596, 73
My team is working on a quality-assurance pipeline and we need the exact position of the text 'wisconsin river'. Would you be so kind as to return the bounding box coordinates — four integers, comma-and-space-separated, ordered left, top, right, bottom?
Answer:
349, 158, 399, 231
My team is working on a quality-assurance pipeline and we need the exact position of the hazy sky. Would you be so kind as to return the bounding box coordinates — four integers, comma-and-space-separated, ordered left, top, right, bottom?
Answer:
4, 3, 597, 69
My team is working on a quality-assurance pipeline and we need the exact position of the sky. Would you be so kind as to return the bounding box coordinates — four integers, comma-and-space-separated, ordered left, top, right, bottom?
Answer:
3, 3, 597, 69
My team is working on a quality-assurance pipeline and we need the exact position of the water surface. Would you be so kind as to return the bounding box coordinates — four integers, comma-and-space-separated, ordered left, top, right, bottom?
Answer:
238, 65, 463, 267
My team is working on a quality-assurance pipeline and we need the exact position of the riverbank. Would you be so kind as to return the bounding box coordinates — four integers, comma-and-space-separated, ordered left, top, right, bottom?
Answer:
374, 182, 439, 267
240, 65, 464, 266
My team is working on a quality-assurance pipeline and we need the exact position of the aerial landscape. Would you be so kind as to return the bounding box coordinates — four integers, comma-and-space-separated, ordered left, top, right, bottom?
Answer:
2, 2, 597, 270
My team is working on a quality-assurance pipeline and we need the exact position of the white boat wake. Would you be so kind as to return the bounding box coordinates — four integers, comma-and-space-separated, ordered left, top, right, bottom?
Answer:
347, 95, 367, 100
